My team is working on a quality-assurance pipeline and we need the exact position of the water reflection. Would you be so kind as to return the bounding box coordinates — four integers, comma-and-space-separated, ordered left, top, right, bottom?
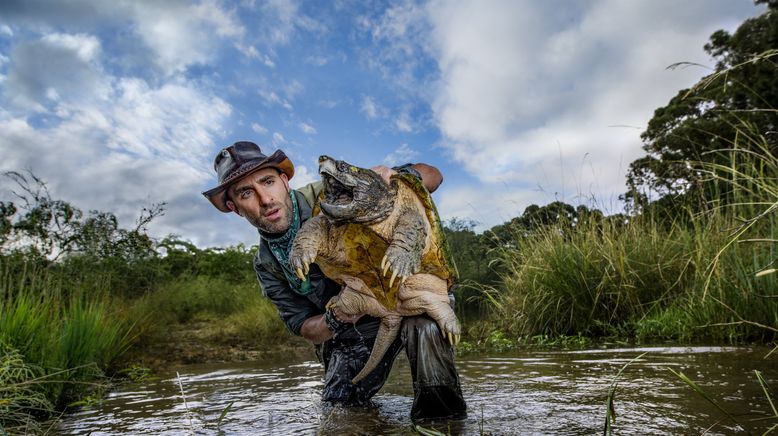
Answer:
57, 346, 776, 435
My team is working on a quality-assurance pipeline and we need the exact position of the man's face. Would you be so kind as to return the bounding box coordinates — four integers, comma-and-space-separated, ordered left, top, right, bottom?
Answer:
227, 167, 293, 234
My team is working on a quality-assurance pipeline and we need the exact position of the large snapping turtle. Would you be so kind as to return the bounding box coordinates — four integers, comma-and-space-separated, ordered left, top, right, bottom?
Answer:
289, 155, 460, 383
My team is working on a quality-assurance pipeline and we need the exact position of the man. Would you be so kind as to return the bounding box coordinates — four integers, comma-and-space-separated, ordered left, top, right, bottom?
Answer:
203, 141, 466, 421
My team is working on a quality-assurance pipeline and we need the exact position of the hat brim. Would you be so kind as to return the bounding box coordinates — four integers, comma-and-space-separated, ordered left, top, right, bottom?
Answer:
202, 150, 294, 213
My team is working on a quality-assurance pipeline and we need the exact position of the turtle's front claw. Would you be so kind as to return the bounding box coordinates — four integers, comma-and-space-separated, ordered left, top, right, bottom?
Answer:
389, 270, 398, 288
381, 255, 390, 276
382, 246, 419, 286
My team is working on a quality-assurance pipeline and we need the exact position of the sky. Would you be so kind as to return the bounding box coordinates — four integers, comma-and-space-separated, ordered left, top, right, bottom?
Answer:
0, 0, 766, 248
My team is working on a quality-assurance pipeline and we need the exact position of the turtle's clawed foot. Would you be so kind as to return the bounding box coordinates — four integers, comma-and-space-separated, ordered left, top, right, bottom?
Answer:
381, 247, 418, 288
289, 245, 316, 281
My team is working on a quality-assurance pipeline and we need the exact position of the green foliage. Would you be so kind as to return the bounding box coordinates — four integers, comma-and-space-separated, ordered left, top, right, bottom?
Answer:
59, 298, 136, 373
484, 330, 515, 352
157, 236, 256, 283
443, 204, 608, 317
133, 276, 257, 325
443, 218, 501, 317
221, 296, 288, 346
126, 275, 288, 350
603, 352, 648, 436
117, 364, 157, 383
0, 343, 54, 433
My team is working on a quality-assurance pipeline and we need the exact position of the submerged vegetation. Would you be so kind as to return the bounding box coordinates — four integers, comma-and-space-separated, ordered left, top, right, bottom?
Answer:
1, 2, 776, 432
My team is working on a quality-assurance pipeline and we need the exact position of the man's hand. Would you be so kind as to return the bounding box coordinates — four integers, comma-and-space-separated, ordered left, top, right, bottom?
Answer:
371, 163, 443, 193
332, 307, 363, 324
371, 165, 396, 185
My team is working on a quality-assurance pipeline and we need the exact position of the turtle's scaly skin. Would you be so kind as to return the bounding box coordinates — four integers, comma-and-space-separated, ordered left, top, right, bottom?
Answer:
289, 156, 460, 383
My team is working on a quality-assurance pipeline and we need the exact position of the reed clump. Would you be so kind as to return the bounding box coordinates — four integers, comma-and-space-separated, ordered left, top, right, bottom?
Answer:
0, 256, 136, 431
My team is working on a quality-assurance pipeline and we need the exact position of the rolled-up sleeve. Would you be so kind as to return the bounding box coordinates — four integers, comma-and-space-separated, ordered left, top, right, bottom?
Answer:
254, 256, 319, 336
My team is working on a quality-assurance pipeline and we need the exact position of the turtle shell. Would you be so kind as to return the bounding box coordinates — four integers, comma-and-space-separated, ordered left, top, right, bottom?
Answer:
391, 172, 459, 285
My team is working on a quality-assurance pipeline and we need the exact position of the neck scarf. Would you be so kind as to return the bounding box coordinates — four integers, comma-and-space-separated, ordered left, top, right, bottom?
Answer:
262, 191, 312, 295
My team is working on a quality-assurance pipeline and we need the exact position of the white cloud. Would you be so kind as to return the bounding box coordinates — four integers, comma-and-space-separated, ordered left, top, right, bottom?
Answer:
305, 55, 330, 66
251, 122, 268, 134
299, 121, 317, 135
436, 184, 543, 230
130, 1, 244, 75
382, 143, 419, 167
425, 0, 760, 215
288, 164, 318, 189
0, 1, 246, 76
358, 0, 432, 91
235, 43, 261, 59
361, 95, 382, 120
259, 89, 294, 110
0, 38, 233, 246
258, 0, 302, 45
318, 99, 338, 109
394, 111, 413, 132
5, 33, 111, 111
0, 96, 232, 245
0, 24, 12, 37
272, 131, 286, 144
108, 78, 231, 166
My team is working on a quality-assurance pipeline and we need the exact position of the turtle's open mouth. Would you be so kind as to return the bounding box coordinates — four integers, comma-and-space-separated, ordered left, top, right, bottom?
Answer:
322, 173, 354, 206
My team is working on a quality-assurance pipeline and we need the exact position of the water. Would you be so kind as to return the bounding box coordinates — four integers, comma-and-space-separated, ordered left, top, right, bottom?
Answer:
57, 346, 776, 435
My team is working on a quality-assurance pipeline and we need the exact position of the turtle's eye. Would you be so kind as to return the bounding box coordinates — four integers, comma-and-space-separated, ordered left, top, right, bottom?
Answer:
337, 161, 350, 172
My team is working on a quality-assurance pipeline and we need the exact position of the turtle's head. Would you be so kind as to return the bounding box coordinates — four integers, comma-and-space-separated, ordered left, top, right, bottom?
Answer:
318, 155, 395, 223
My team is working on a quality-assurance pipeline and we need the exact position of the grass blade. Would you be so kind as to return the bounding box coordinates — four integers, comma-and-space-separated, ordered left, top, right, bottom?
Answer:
667, 367, 743, 431
217, 400, 234, 428
603, 352, 647, 436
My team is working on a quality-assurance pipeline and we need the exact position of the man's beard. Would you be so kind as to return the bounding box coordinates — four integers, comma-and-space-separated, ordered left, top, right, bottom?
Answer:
247, 195, 294, 234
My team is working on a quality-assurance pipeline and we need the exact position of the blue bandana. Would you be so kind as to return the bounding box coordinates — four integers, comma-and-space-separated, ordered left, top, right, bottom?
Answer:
262, 191, 312, 295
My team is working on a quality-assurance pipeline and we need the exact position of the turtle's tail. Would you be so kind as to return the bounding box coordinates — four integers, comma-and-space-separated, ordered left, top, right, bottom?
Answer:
351, 313, 402, 384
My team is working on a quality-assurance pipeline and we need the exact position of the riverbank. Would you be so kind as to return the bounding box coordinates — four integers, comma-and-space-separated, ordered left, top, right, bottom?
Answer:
127, 319, 313, 370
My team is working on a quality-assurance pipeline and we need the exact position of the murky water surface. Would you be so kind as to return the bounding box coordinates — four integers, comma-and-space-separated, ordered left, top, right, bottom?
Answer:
57, 346, 776, 435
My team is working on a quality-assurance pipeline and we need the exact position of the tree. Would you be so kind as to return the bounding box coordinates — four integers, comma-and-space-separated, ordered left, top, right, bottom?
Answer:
624, 2, 778, 212
485, 201, 604, 248
2, 171, 163, 262
3, 171, 83, 257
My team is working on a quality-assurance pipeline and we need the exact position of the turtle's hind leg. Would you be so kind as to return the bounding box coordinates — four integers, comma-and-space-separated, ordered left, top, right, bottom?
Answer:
396, 274, 460, 345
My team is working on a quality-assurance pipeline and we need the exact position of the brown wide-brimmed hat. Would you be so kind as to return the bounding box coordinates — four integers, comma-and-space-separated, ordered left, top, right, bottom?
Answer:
202, 141, 294, 212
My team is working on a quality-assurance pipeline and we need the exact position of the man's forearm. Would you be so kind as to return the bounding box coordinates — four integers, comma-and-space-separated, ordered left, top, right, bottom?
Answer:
300, 314, 334, 345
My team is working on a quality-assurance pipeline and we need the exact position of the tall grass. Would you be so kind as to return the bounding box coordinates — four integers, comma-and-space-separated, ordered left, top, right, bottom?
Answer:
0, 255, 137, 429
491, 123, 777, 343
